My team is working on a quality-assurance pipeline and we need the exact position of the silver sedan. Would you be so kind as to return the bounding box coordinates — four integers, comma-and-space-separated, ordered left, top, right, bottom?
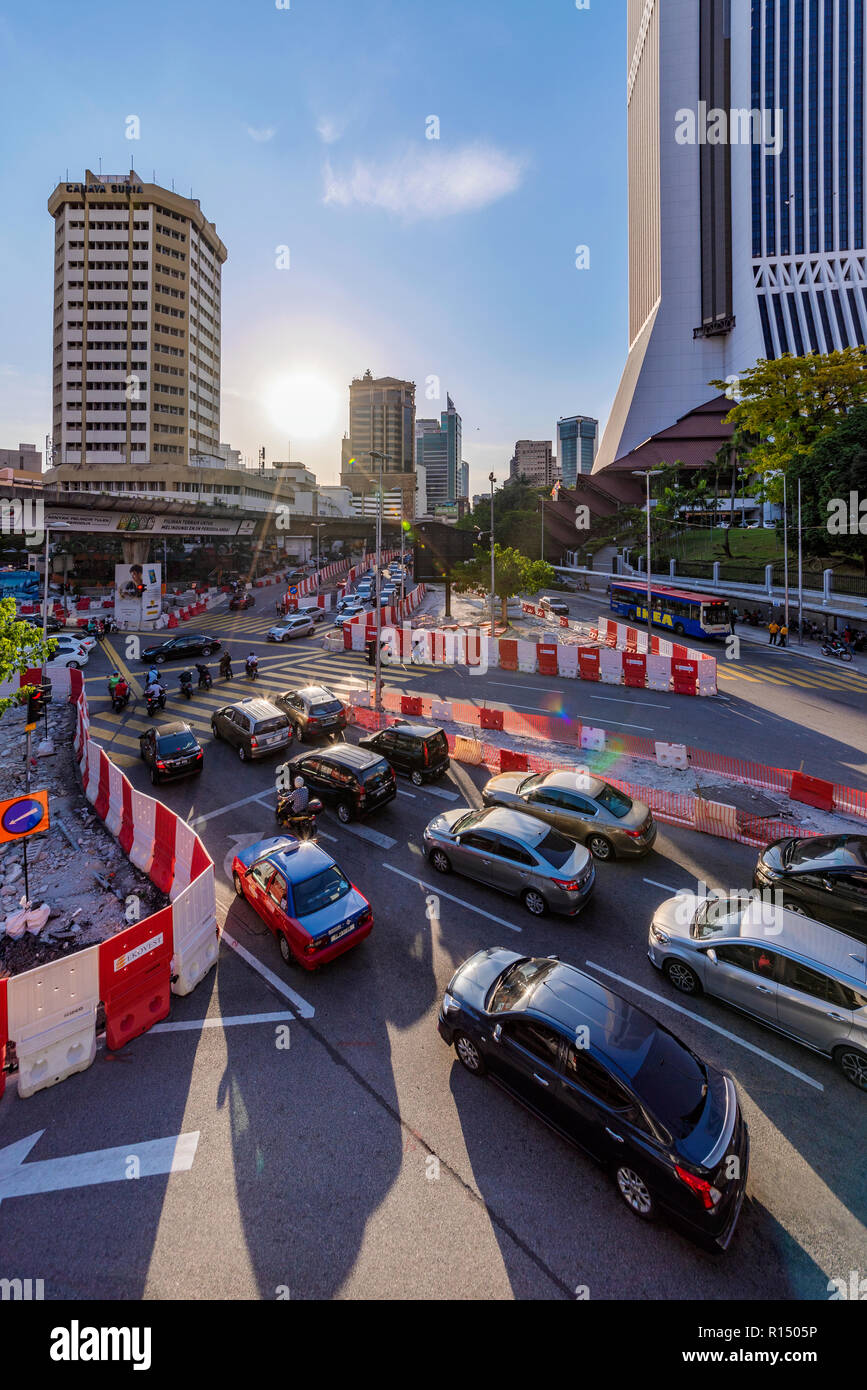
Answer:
482, 770, 657, 861
423, 806, 595, 917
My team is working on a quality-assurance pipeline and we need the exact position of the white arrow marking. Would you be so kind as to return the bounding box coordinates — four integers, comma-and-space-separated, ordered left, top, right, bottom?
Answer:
0, 1130, 200, 1204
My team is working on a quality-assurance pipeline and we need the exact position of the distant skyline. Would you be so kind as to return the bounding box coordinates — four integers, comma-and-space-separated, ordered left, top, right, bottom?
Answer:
0, 0, 626, 498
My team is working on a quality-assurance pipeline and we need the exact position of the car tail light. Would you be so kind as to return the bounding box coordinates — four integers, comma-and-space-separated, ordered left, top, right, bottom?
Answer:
196, 749, 203, 759
624, 828, 645, 839
250, 737, 258, 749
675, 1166, 722, 1209
357, 907, 373, 928
423, 741, 429, 765
308, 717, 319, 726
156, 760, 167, 770
553, 878, 581, 891
304, 940, 317, 955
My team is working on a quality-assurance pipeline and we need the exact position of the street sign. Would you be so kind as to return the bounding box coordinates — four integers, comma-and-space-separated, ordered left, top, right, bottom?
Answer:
289, 586, 298, 596
0, 790, 49, 844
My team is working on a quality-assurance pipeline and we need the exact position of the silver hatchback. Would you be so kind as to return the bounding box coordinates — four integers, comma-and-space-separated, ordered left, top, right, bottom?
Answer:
423, 806, 595, 917
648, 891, 867, 1089
482, 770, 657, 861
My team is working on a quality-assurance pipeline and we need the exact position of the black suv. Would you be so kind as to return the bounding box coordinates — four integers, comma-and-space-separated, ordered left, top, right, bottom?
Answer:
754, 835, 867, 939
211, 697, 292, 762
439, 950, 750, 1254
359, 721, 450, 785
139, 720, 203, 785
142, 632, 222, 663
229, 593, 255, 610
274, 685, 347, 741
288, 744, 396, 822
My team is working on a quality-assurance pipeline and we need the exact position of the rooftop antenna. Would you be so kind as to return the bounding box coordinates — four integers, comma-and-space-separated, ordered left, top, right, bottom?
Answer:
98, 156, 102, 174
171, 178, 175, 191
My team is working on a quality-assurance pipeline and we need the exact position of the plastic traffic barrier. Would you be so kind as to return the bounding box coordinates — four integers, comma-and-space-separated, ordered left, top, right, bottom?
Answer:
537, 643, 558, 676
6, 949, 100, 1098
499, 748, 529, 773
149, 804, 177, 895
430, 700, 453, 721
623, 653, 647, 688
557, 645, 578, 679
401, 695, 423, 717
171, 865, 219, 996
517, 640, 537, 673
480, 707, 504, 731
577, 648, 600, 681
98, 908, 174, 1051
599, 649, 624, 685
655, 742, 689, 770
672, 658, 698, 696
790, 772, 835, 813
451, 736, 485, 765
646, 655, 671, 691
498, 639, 518, 671
580, 727, 606, 752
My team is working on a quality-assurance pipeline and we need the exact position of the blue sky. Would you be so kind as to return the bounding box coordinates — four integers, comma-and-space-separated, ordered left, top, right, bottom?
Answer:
0, 0, 626, 496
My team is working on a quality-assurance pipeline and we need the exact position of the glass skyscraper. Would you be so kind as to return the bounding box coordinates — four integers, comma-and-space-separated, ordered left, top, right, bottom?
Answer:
557, 416, 599, 486
415, 395, 462, 510
596, 0, 867, 473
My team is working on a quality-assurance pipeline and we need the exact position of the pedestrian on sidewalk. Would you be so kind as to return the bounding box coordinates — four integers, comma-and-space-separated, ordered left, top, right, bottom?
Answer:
778, 622, 788, 648
768, 619, 780, 644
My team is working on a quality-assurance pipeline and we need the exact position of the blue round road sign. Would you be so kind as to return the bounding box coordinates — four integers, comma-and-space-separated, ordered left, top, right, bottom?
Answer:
1, 796, 46, 838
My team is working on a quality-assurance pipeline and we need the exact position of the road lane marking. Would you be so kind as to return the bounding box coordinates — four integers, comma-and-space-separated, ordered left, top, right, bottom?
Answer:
219, 930, 316, 1018
487, 682, 567, 694
339, 821, 396, 849
397, 789, 417, 798
583, 960, 823, 1090
190, 789, 279, 826
590, 695, 669, 709
383, 863, 522, 932
150, 1011, 296, 1032
420, 783, 460, 801
643, 878, 686, 893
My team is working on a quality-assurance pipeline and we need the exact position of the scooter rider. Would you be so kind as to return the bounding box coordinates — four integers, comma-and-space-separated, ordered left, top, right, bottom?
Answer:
195, 662, 211, 688
219, 651, 233, 679
147, 664, 160, 687
246, 650, 258, 675
145, 676, 166, 707
108, 669, 123, 695
288, 777, 309, 816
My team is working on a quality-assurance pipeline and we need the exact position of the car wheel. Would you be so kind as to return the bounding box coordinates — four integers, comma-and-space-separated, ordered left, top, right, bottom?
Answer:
278, 934, 294, 967
232, 871, 245, 898
787, 902, 809, 916
614, 1165, 657, 1221
66, 660, 81, 669
454, 1032, 485, 1075
588, 835, 614, 861
673, 623, 685, 636
430, 848, 451, 874
336, 801, 351, 823
201, 647, 212, 656
156, 654, 166, 664
212, 723, 221, 740
835, 1046, 867, 1090
410, 769, 424, 786
149, 768, 160, 786
238, 746, 248, 761
664, 959, 702, 995
522, 888, 547, 916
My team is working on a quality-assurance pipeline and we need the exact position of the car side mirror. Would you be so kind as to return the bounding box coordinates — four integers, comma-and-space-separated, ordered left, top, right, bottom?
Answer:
706, 949, 718, 964
492, 1024, 502, 1042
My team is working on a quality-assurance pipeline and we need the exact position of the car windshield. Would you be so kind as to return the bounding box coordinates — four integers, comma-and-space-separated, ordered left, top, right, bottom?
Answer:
312, 702, 342, 715
518, 773, 545, 794
785, 836, 867, 869
487, 957, 558, 1013
361, 761, 390, 783
158, 734, 198, 755
593, 784, 632, 818
631, 1033, 708, 1139
536, 828, 576, 868
292, 866, 351, 917
256, 718, 287, 735
691, 893, 750, 937
452, 810, 485, 834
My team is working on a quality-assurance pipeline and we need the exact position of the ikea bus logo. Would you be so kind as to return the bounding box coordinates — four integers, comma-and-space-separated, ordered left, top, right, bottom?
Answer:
636, 606, 673, 627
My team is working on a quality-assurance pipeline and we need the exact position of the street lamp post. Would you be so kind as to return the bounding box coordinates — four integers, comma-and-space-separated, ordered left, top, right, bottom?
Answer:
489, 472, 496, 638
368, 451, 392, 716
41, 522, 70, 667
782, 472, 790, 635
797, 478, 803, 645
311, 523, 325, 574
632, 469, 664, 645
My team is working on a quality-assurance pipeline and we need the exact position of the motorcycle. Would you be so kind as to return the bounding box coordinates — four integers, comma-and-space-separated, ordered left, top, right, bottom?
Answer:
197, 668, 213, 691
821, 639, 853, 662
110, 685, 130, 714
275, 795, 324, 839
146, 689, 167, 717
245, 659, 259, 680
220, 661, 233, 681
179, 672, 194, 699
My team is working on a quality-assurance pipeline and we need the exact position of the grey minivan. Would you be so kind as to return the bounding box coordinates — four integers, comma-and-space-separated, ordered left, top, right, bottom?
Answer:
211, 697, 292, 762
424, 806, 595, 917
648, 891, 867, 1089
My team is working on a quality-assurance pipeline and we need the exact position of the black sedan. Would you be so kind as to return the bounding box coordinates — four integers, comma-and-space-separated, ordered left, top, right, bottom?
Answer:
139, 721, 204, 785
439, 950, 749, 1254
229, 593, 255, 610
141, 632, 222, 663
754, 834, 867, 939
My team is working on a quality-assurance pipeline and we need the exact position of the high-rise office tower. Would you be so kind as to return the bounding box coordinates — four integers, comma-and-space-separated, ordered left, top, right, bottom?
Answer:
557, 416, 599, 485
509, 439, 555, 485
340, 370, 418, 517
596, 0, 867, 473
47, 169, 227, 471
415, 394, 462, 510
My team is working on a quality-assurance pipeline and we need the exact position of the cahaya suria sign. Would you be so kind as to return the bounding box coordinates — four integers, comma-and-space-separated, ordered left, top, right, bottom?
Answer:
44, 509, 257, 537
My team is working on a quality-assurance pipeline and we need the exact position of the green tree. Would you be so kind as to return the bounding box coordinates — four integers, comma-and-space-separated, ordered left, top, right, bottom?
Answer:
710, 347, 867, 493
452, 545, 556, 625
0, 597, 57, 719
788, 405, 867, 572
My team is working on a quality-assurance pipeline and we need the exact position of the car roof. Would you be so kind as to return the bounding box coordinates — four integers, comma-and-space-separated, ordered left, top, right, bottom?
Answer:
385, 722, 443, 738
525, 961, 662, 1074
266, 839, 336, 885
786, 835, 867, 871
540, 771, 605, 796
154, 720, 194, 738
226, 697, 286, 721
476, 807, 552, 844
298, 743, 382, 768
737, 901, 867, 984
295, 685, 338, 701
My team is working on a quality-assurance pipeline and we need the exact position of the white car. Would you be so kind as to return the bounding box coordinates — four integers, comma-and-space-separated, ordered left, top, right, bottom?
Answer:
298, 604, 329, 624
47, 636, 91, 668
267, 615, 315, 642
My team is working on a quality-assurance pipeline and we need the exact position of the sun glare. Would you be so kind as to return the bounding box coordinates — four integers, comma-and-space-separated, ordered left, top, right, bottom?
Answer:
263, 372, 340, 440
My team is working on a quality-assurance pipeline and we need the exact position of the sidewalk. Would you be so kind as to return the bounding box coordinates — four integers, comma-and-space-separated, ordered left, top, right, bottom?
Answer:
733, 622, 867, 675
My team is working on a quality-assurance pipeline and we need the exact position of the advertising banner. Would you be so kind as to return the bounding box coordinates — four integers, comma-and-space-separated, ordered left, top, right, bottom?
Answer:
115, 562, 162, 628
44, 509, 258, 537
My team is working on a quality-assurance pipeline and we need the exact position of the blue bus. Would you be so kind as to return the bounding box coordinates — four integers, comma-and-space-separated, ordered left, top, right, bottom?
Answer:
0, 568, 41, 600
609, 582, 731, 639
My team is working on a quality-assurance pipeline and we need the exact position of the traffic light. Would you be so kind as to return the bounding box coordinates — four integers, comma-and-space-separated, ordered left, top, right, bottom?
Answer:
26, 682, 50, 724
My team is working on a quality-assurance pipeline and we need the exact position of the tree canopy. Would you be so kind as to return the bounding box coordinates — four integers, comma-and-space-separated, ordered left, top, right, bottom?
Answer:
0, 597, 57, 719
451, 544, 556, 624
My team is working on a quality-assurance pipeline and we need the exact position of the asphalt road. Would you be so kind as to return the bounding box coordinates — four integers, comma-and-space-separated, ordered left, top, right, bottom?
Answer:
0, 601, 864, 1300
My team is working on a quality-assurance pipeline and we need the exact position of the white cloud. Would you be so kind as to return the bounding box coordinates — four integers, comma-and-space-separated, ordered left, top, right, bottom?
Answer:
322, 142, 525, 219
246, 126, 276, 143
316, 116, 344, 144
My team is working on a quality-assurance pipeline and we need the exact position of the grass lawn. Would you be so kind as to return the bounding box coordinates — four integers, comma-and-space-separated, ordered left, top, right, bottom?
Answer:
657, 527, 862, 574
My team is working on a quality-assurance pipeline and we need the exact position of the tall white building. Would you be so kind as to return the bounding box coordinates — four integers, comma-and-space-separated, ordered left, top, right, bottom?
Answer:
596, 0, 867, 473
47, 169, 227, 473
